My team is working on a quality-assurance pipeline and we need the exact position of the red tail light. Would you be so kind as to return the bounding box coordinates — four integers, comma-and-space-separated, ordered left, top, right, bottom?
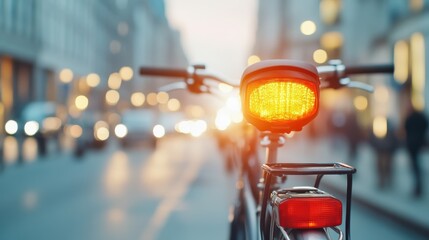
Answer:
277, 196, 342, 229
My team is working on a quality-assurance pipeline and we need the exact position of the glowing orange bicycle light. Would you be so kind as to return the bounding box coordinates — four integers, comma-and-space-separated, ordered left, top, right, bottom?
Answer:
241, 60, 320, 133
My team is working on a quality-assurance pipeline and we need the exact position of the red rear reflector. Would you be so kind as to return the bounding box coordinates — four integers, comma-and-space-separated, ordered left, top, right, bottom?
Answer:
278, 197, 342, 229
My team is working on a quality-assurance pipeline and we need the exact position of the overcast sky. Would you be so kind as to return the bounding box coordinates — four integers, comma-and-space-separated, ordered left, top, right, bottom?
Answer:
164, 0, 258, 83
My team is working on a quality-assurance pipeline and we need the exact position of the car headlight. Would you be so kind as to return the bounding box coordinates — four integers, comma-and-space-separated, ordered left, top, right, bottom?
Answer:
24, 121, 40, 136
114, 124, 128, 138
153, 124, 165, 138
5, 120, 18, 135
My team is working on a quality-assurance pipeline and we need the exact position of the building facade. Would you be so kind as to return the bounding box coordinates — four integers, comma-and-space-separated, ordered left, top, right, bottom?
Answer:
0, 0, 187, 131
253, 0, 429, 135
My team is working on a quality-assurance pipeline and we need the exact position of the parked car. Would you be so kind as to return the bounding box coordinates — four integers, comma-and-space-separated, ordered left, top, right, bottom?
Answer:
67, 111, 108, 157
4, 101, 66, 155
114, 108, 157, 147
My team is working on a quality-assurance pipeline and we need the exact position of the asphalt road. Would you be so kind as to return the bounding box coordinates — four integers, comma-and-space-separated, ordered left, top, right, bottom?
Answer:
0, 135, 426, 240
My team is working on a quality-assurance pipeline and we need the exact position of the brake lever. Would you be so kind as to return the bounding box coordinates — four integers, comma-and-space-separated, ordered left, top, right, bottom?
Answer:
339, 78, 374, 93
158, 82, 187, 92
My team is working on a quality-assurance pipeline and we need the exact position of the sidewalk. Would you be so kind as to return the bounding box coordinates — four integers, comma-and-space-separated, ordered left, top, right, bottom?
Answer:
278, 136, 429, 235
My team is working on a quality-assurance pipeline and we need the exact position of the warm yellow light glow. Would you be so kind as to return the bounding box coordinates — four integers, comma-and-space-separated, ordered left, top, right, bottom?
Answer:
190, 120, 207, 137
69, 125, 83, 138
374, 86, 389, 103
373, 116, 387, 139
187, 105, 205, 118
59, 68, 73, 83
218, 83, 234, 93
313, 49, 328, 64
411, 32, 426, 111
300, 20, 317, 35
410, 0, 424, 11
394, 40, 409, 84
104, 151, 129, 196
86, 73, 101, 87
108, 73, 122, 89
320, 0, 341, 25
176, 121, 192, 134
4, 136, 18, 164
157, 91, 169, 104
119, 66, 133, 81
146, 92, 158, 106
24, 121, 39, 136
247, 55, 261, 66
42, 117, 62, 132
131, 92, 145, 107
78, 77, 89, 93
106, 90, 120, 105
75, 95, 89, 110
153, 124, 165, 138
95, 121, 109, 141
247, 80, 317, 122
5, 120, 18, 135
114, 124, 128, 138
354, 96, 368, 111
167, 98, 181, 111
215, 108, 232, 131
321, 32, 343, 50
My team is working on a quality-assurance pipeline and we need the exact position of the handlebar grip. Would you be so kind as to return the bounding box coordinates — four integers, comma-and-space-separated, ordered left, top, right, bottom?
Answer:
139, 67, 189, 78
345, 64, 394, 75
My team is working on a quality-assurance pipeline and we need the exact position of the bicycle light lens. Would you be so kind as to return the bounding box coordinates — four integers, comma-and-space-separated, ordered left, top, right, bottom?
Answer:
247, 80, 317, 121
278, 196, 342, 229
241, 60, 319, 133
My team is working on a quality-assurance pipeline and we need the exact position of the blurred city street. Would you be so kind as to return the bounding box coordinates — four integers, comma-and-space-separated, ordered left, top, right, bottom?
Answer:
1, 0, 429, 240
0, 134, 428, 240
0, 135, 233, 240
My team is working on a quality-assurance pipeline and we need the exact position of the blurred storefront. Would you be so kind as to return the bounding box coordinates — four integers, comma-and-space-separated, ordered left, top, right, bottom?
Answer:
0, 0, 188, 134
253, 0, 429, 139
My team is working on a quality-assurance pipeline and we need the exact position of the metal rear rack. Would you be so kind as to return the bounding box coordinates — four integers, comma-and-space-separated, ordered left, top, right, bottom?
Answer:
261, 162, 356, 240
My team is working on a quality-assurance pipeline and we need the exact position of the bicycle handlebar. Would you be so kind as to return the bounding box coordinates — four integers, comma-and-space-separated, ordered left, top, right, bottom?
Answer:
345, 64, 394, 75
139, 61, 394, 93
139, 66, 189, 78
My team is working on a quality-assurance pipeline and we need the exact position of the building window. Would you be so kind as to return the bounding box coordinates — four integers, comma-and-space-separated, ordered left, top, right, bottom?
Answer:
320, 31, 343, 59
410, 33, 426, 111
409, 0, 424, 12
320, 0, 341, 25
394, 33, 427, 111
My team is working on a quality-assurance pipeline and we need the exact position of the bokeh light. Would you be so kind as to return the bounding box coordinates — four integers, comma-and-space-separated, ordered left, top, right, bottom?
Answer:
106, 90, 120, 105
5, 120, 18, 135
86, 73, 101, 87
167, 98, 181, 111
131, 92, 145, 107
300, 20, 317, 35
146, 92, 158, 106
108, 73, 122, 89
59, 68, 73, 83
313, 49, 328, 64
119, 66, 133, 81
24, 121, 39, 136
153, 124, 165, 138
75, 95, 89, 110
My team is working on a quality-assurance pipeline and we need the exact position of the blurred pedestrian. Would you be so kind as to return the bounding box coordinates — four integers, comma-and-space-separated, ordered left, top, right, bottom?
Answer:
405, 108, 428, 198
370, 119, 398, 190
344, 112, 363, 161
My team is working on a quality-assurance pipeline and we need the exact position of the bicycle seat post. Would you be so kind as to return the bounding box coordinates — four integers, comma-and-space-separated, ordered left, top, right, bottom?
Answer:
260, 133, 285, 164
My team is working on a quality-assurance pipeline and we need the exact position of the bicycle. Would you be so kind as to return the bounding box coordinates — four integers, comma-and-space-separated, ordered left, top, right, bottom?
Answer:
139, 59, 394, 240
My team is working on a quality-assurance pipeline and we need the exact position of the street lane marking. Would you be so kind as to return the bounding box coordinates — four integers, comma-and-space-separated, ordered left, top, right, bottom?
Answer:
140, 139, 204, 240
